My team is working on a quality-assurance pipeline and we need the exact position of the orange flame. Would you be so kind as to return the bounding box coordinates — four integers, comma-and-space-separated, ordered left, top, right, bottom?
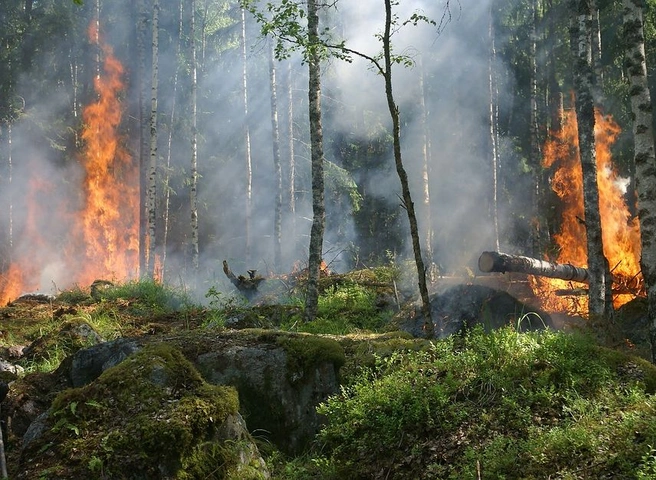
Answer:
0, 23, 138, 304
534, 107, 642, 314
74, 23, 139, 285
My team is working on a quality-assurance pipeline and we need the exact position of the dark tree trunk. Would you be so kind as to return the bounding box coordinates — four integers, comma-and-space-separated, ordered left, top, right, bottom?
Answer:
383, 0, 434, 338
303, 0, 326, 322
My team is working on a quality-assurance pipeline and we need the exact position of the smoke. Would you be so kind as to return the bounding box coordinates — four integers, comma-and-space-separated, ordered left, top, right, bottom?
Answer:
0, 0, 530, 302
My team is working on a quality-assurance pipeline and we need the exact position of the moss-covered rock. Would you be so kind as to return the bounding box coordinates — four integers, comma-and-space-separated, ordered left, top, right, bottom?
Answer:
17, 343, 268, 479
193, 330, 343, 455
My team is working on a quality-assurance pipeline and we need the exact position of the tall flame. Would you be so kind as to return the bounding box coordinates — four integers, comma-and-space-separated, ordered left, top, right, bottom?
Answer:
0, 23, 138, 304
74, 23, 139, 284
535, 107, 642, 313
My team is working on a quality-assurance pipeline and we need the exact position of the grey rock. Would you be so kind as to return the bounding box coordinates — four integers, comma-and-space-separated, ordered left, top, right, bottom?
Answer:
65, 338, 141, 387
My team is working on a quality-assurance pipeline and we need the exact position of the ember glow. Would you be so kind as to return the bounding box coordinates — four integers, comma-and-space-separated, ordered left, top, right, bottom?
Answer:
0, 24, 138, 304
534, 108, 643, 314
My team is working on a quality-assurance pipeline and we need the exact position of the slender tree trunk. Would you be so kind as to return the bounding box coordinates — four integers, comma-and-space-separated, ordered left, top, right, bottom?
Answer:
623, 0, 656, 362
287, 61, 297, 257
418, 56, 435, 280
190, 0, 199, 272
383, 0, 434, 338
304, 0, 326, 322
7, 125, 12, 261
547, 0, 563, 133
161, 0, 183, 276
137, 0, 148, 277
488, 4, 501, 252
269, 40, 283, 271
529, 0, 542, 256
241, 7, 253, 263
570, 0, 612, 318
590, 0, 604, 101
147, 0, 159, 278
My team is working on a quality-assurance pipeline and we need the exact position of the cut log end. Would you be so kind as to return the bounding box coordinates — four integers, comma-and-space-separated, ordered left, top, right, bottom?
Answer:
478, 251, 502, 273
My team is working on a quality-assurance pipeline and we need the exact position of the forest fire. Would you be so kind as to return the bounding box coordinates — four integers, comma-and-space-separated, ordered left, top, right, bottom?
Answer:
74, 23, 139, 285
532, 108, 643, 314
0, 24, 138, 304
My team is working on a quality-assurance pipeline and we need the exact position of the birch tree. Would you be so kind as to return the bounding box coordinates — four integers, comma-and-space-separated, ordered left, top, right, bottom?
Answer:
147, 0, 160, 277
303, 0, 326, 321
623, 0, 656, 362
269, 40, 283, 271
241, 6, 254, 263
137, 0, 149, 275
286, 61, 297, 255
240, 0, 332, 320
190, 0, 200, 272
243, 0, 451, 333
418, 56, 435, 279
161, 0, 184, 276
489, 3, 501, 252
529, 0, 541, 255
569, 0, 612, 318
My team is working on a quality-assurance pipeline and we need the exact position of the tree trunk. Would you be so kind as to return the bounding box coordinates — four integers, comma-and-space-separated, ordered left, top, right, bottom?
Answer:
190, 0, 199, 272
303, 0, 326, 322
570, 0, 612, 318
287, 61, 297, 257
137, 0, 148, 277
147, 0, 159, 278
269, 40, 282, 271
161, 0, 183, 277
623, 0, 656, 362
590, 0, 604, 101
479, 251, 590, 283
241, 7, 253, 264
383, 0, 434, 338
488, 3, 501, 252
529, 0, 542, 256
418, 55, 435, 280
546, 0, 562, 133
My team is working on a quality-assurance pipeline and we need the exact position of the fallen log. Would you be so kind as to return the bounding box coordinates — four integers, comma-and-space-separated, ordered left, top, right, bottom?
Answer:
478, 251, 589, 284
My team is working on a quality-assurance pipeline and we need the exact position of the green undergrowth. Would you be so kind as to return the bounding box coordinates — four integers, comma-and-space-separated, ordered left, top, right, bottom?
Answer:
274, 327, 656, 479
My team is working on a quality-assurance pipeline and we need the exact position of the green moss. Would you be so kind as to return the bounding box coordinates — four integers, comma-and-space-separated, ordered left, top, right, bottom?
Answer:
25, 343, 243, 479
276, 334, 345, 383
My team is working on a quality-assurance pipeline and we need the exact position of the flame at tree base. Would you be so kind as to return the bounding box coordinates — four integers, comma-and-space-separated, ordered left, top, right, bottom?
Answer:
533, 107, 643, 316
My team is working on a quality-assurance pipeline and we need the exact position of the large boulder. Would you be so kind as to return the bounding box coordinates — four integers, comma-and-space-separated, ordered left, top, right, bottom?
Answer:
9, 330, 344, 463
192, 331, 344, 455
17, 343, 269, 479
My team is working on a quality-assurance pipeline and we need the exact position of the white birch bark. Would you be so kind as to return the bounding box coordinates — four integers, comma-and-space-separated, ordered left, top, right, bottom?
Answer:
190, 0, 199, 271
241, 7, 253, 263
147, 0, 159, 277
269, 41, 282, 271
623, 0, 656, 361
570, 0, 612, 318
161, 0, 183, 276
287, 61, 297, 251
489, 4, 500, 253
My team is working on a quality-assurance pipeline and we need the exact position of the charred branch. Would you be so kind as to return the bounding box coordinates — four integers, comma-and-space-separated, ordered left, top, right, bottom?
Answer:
222, 260, 265, 298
